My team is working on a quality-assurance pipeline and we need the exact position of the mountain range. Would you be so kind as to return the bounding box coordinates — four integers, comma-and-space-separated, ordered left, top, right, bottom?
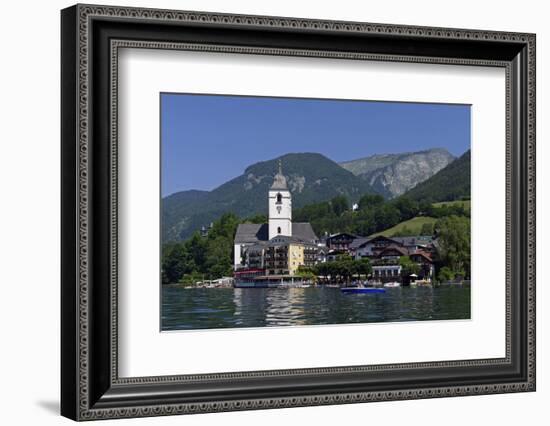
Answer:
401, 149, 471, 202
162, 153, 374, 242
339, 148, 455, 198
162, 148, 466, 242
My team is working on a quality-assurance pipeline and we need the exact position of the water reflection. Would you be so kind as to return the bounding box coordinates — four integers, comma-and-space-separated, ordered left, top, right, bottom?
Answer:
162, 286, 471, 331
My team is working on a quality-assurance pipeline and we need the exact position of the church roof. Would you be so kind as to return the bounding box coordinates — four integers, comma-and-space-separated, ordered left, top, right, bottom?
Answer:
234, 222, 318, 244
270, 159, 288, 190
291, 223, 318, 243
267, 235, 311, 246
234, 223, 268, 244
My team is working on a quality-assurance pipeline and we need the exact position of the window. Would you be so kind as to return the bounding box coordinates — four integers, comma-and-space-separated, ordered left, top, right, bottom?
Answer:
276, 193, 282, 204
277, 227, 281, 234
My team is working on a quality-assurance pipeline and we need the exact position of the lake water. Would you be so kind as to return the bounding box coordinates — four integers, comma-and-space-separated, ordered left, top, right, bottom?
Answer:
161, 285, 471, 331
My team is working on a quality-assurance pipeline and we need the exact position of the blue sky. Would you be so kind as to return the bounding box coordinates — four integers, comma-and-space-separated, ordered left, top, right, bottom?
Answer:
161, 93, 470, 197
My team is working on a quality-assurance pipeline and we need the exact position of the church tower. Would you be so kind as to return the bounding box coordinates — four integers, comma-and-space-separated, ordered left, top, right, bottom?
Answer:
268, 160, 292, 240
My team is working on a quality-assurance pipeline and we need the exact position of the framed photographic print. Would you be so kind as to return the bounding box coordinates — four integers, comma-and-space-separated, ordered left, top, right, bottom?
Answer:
61, 4, 536, 421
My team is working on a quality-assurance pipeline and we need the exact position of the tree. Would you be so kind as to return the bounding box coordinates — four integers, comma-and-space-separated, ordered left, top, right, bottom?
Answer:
161, 212, 240, 284
314, 262, 331, 280
435, 215, 471, 277
399, 256, 420, 277
208, 212, 240, 239
358, 194, 385, 211
243, 213, 267, 224
296, 266, 317, 282
162, 243, 193, 284
355, 257, 372, 279
330, 195, 349, 217
418, 200, 433, 216
350, 208, 375, 236
392, 197, 419, 221
186, 233, 208, 273
204, 236, 233, 278
373, 204, 401, 231
438, 266, 455, 282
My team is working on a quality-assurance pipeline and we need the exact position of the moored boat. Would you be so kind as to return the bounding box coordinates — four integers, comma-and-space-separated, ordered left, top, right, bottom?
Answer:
383, 281, 401, 288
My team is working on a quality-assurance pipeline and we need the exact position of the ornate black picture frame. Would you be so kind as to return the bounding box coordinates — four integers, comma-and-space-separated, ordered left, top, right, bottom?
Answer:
61, 4, 536, 421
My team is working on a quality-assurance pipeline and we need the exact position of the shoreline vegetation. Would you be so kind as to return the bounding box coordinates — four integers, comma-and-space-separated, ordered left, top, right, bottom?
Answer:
162, 193, 471, 286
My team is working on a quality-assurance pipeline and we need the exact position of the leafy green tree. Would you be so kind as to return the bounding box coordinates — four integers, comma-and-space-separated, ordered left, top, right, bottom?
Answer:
314, 262, 331, 279
296, 266, 317, 282
204, 236, 233, 278
438, 266, 455, 282
373, 204, 401, 231
358, 194, 385, 211
349, 208, 374, 234
435, 215, 471, 277
418, 200, 433, 215
294, 201, 334, 222
243, 213, 267, 224
162, 212, 240, 283
208, 213, 240, 239
330, 195, 349, 217
186, 233, 208, 273
162, 243, 193, 284
399, 256, 420, 276
392, 197, 419, 221
355, 257, 372, 279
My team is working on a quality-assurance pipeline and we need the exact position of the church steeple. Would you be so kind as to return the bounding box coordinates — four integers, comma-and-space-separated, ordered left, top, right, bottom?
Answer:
268, 159, 292, 239
271, 159, 288, 190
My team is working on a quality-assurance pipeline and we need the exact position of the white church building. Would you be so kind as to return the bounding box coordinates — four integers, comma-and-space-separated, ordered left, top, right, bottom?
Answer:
233, 161, 318, 274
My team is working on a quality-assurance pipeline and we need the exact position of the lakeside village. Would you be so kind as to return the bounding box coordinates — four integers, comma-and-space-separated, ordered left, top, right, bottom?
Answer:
167, 162, 470, 292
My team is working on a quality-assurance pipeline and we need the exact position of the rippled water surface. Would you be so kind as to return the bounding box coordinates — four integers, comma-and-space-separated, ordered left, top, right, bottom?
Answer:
161, 286, 470, 331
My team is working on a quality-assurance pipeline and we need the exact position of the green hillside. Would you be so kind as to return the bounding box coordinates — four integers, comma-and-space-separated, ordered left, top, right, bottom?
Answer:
371, 216, 438, 238
402, 150, 470, 203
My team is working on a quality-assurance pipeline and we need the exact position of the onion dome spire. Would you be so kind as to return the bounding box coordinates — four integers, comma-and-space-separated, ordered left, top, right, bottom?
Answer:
271, 159, 288, 190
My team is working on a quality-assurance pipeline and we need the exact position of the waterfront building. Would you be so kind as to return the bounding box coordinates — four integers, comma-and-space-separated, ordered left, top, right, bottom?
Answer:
350, 235, 436, 282
263, 235, 317, 275
409, 250, 435, 279
233, 161, 318, 276
351, 235, 434, 259
372, 264, 402, 279
324, 232, 357, 261
392, 236, 434, 253
316, 246, 328, 264
351, 235, 400, 259
325, 232, 357, 252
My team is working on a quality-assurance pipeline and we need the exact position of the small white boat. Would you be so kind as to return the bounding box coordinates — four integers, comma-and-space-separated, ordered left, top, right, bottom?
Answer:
383, 281, 401, 288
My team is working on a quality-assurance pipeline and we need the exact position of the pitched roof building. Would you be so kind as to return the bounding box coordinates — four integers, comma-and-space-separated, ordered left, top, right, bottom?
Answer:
234, 223, 317, 246
233, 161, 318, 271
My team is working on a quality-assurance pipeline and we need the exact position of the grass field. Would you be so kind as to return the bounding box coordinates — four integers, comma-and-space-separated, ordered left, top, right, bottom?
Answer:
371, 216, 438, 238
433, 200, 471, 210
371, 200, 470, 238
